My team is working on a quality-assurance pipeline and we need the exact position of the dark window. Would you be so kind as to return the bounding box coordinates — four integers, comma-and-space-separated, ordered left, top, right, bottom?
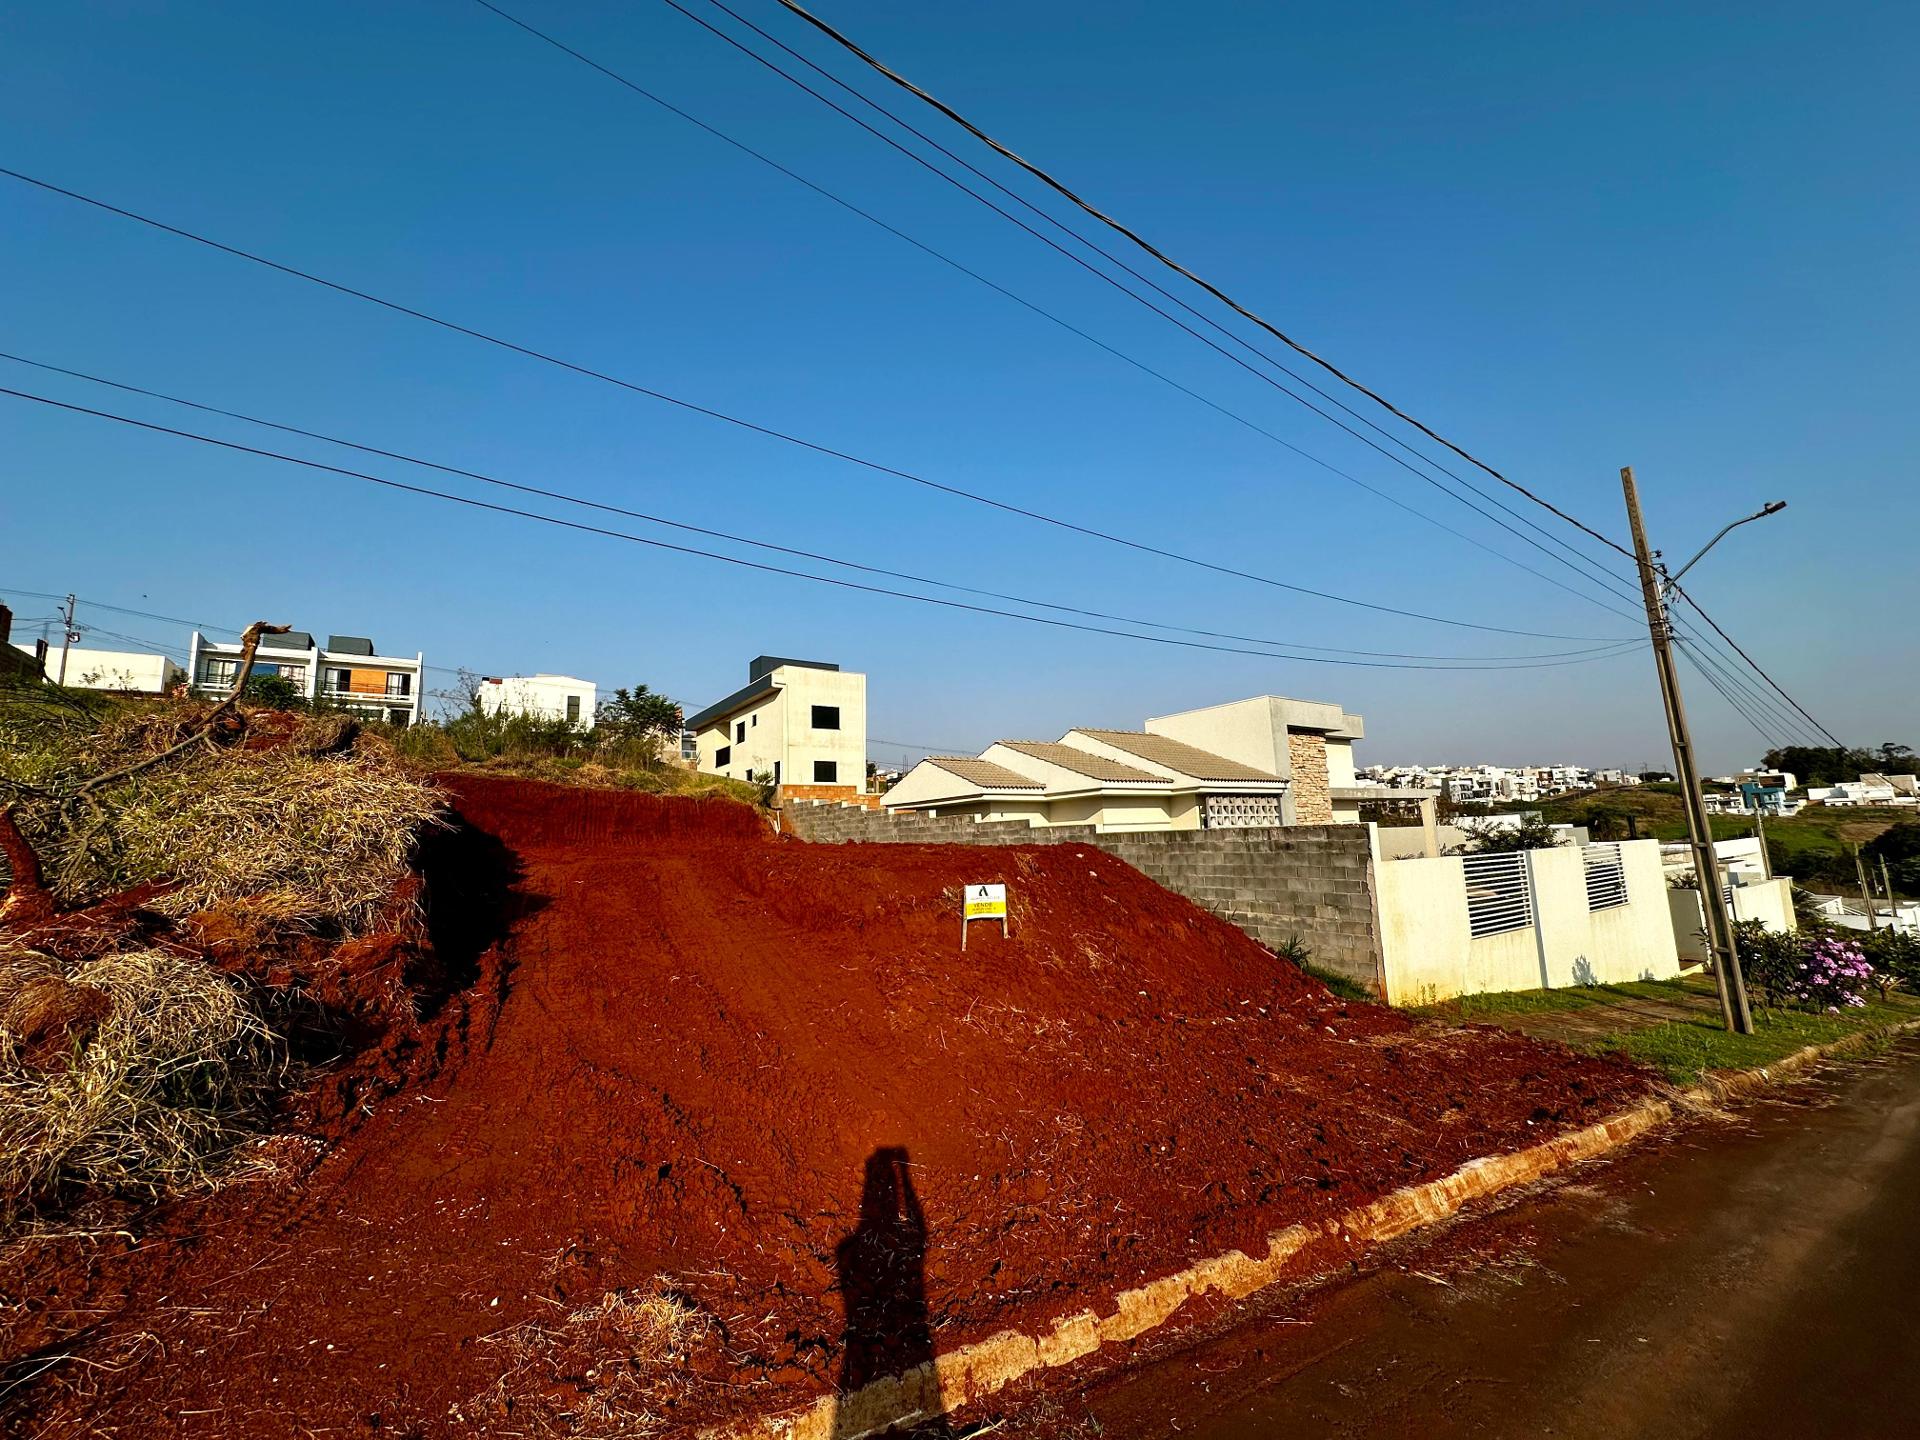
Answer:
736, 720, 746, 743
385, 672, 411, 697
811, 705, 841, 730
566, 695, 581, 724
715, 745, 732, 768
328, 667, 352, 691
751, 714, 758, 727
773, 761, 781, 783
813, 760, 838, 784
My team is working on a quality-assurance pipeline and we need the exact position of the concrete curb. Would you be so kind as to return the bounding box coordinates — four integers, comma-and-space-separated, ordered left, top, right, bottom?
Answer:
699, 1016, 1920, 1440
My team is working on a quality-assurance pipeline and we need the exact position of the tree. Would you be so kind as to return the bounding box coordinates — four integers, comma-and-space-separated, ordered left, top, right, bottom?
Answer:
1582, 803, 1631, 841
1761, 746, 1877, 788
1875, 741, 1916, 772
596, 685, 683, 741
1864, 822, 1920, 897
240, 673, 302, 710
1455, 815, 1562, 854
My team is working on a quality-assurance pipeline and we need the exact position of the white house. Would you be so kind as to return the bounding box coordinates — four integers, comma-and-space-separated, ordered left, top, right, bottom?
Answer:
188, 630, 425, 726
11, 643, 183, 694
476, 674, 598, 730
881, 693, 1436, 836
689, 656, 867, 797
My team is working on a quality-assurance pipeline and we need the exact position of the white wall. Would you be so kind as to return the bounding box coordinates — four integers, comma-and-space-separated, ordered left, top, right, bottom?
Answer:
19, 645, 182, 693
1377, 840, 1680, 1005
477, 674, 597, 730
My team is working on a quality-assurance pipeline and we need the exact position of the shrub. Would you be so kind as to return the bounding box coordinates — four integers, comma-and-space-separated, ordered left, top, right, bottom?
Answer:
1861, 927, 1920, 994
1736, 920, 1875, 1013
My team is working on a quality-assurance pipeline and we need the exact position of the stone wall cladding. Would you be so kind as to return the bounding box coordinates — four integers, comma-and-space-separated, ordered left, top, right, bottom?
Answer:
1286, 731, 1332, 824
782, 804, 1384, 994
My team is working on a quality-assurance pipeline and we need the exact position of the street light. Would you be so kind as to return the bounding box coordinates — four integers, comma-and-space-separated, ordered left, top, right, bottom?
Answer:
1620, 473, 1789, 1036
1664, 500, 1787, 590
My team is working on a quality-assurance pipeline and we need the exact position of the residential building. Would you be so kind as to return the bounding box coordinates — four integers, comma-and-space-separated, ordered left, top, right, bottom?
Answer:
689, 656, 867, 799
477, 674, 598, 730
1805, 776, 1915, 807
882, 693, 1436, 836
0, 605, 48, 684
11, 643, 183, 694
187, 630, 425, 726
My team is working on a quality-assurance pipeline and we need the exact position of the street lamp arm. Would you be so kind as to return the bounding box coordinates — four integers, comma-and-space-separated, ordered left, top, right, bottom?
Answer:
1665, 501, 1786, 587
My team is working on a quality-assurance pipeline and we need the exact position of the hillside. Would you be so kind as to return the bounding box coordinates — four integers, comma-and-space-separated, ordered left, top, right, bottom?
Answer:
6, 774, 1652, 1437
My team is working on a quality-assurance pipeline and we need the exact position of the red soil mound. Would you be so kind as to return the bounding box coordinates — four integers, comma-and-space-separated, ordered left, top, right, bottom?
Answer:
4, 775, 1651, 1435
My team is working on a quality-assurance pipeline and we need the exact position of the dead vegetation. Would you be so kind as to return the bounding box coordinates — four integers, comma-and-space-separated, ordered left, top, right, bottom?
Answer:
0, 650, 451, 1228
0, 945, 283, 1224
470, 1284, 709, 1437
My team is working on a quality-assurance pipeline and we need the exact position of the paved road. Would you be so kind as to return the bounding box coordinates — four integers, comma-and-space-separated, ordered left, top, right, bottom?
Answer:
1057, 1034, 1920, 1440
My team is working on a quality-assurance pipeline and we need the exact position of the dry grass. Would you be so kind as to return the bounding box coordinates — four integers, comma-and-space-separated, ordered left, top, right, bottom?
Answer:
3, 698, 446, 933
0, 946, 284, 1225
473, 1285, 706, 1437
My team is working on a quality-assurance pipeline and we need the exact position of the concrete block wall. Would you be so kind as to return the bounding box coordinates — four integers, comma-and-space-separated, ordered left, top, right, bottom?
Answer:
783, 804, 1384, 994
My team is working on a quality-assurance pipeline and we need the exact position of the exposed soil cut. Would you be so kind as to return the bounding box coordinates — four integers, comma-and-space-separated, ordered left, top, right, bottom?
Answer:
2, 775, 1653, 1436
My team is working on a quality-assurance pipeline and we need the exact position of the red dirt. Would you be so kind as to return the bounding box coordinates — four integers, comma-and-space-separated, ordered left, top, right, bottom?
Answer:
2, 774, 1653, 1436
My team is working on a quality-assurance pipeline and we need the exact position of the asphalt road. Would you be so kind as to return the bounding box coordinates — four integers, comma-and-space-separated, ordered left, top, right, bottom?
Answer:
1057, 1033, 1920, 1440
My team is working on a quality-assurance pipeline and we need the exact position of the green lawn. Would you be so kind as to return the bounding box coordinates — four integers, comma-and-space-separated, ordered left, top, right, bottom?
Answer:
1438, 980, 1682, 1022
1594, 996, 1920, 1084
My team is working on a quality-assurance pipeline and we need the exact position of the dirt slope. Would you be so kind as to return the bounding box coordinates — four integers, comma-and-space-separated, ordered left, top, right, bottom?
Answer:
5, 775, 1651, 1435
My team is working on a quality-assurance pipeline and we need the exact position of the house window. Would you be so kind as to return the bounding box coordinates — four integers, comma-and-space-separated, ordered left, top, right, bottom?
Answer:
278, 665, 306, 688
736, 720, 746, 743
566, 695, 581, 725
715, 745, 732, 768
385, 672, 411, 698
328, 667, 352, 692
773, 761, 781, 784
811, 705, 841, 730
813, 760, 837, 784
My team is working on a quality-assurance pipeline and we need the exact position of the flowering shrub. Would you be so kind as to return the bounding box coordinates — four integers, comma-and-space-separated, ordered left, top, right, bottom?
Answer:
1861, 928, 1920, 996
1735, 921, 1878, 1013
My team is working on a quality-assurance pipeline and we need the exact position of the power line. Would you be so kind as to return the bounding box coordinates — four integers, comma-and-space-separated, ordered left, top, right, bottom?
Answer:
458, 4, 1641, 626
607, 0, 1646, 619
1671, 621, 1828, 748
0, 165, 1629, 644
0, 351, 1621, 665
767, 0, 1639, 564
1668, 582, 1848, 749
1, 383, 1651, 675
1673, 636, 1789, 749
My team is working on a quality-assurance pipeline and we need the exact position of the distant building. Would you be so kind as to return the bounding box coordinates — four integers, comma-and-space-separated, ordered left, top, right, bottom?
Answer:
11, 643, 183, 695
477, 674, 598, 730
0, 605, 49, 684
688, 656, 867, 799
188, 630, 425, 726
882, 694, 1435, 835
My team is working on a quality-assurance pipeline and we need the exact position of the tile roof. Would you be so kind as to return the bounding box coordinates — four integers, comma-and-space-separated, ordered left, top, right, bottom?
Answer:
1071, 729, 1283, 783
927, 756, 1045, 791
995, 741, 1166, 784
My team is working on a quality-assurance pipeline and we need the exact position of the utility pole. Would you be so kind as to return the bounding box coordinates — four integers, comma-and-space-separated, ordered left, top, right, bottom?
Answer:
1621, 467, 1753, 1033
1854, 847, 1879, 933
1752, 803, 1771, 880
1881, 856, 1898, 917
55, 593, 77, 687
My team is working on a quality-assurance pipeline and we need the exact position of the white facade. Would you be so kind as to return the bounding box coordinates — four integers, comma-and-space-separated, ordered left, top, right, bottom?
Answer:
1374, 839, 1682, 1004
12, 644, 183, 694
477, 674, 598, 730
690, 657, 867, 792
188, 630, 425, 726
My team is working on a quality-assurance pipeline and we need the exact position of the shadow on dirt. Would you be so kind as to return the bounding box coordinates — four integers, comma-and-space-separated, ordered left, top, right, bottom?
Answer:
833, 1146, 952, 1438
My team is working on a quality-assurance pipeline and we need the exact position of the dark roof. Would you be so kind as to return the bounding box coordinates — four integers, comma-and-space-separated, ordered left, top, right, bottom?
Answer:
258, 631, 315, 652
749, 655, 838, 682
326, 635, 375, 656
686, 674, 777, 732
926, 756, 1045, 791
994, 741, 1164, 784
1070, 729, 1283, 783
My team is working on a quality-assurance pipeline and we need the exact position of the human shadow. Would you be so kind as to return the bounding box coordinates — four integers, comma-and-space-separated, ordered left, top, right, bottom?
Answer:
832, 1146, 952, 1437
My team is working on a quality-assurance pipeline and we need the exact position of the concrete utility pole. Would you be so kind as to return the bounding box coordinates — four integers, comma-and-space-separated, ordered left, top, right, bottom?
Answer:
55, 593, 77, 687
1621, 467, 1753, 1034
1753, 804, 1771, 880
1855, 847, 1880, 933
1881, 856, 1897, 915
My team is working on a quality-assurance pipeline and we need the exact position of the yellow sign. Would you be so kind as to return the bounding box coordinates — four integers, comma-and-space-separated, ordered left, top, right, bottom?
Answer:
964, 883, 1006, 920
961, 883, 1008, 949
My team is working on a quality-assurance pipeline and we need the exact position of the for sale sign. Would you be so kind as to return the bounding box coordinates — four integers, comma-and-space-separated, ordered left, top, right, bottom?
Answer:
961, 883, 1008, 947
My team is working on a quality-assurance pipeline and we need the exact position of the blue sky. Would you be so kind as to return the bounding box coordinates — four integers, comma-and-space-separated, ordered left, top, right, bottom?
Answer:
3, 1, 1913, 772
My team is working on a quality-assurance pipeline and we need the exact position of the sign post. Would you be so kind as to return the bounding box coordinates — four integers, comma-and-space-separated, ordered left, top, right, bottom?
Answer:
961, 883, 1008, 949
